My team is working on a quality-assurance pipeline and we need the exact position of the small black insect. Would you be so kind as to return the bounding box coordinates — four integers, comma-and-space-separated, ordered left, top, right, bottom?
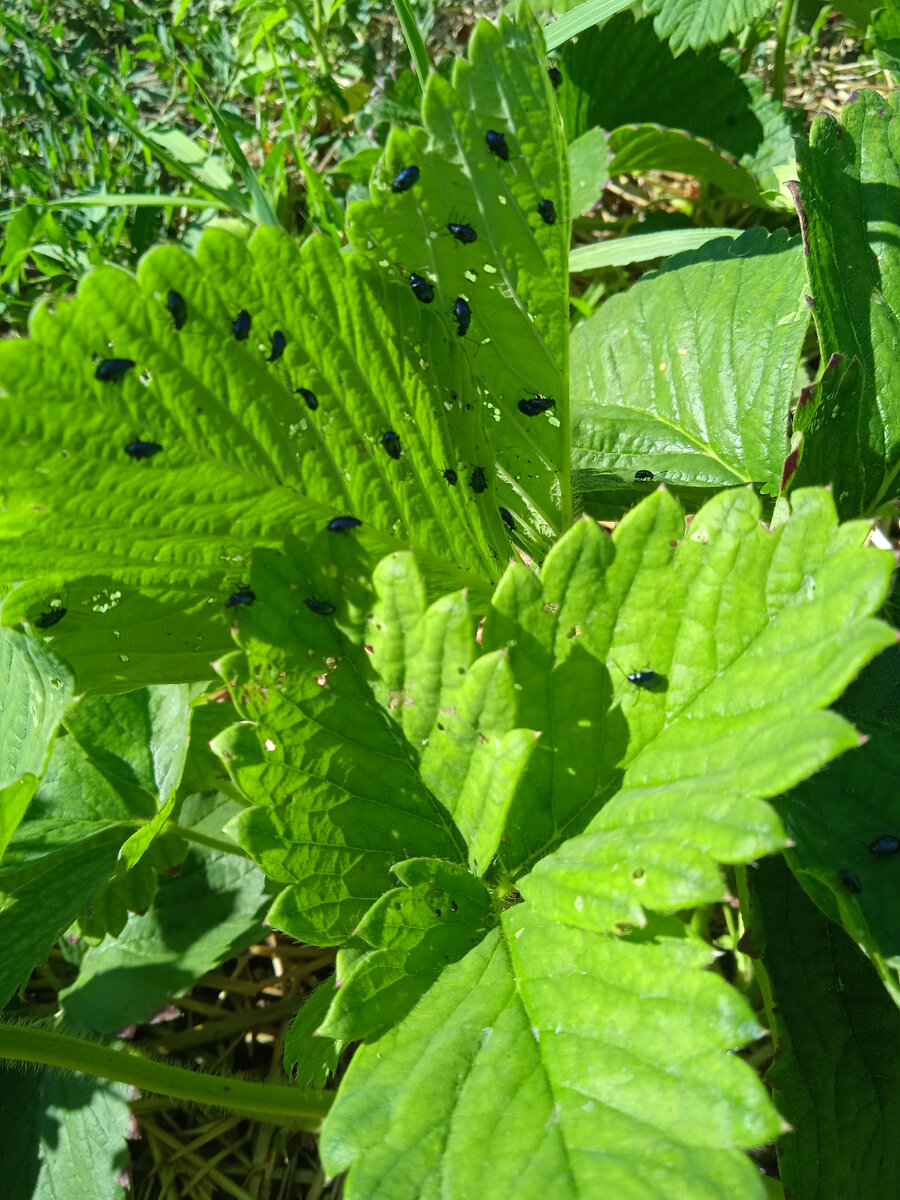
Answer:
499, 507, 515, 531
448, 222, 477, 245
547, 66, 563, 90
485, 130, 509, 161
627, 670, 658, 689
34, 605, 67, 629
635, 470, 655, 482
167, 289, 187, 330
233, 309, 251, 341
95, 358, 135, 383
470, 467, 487, 494
381, 430, 401, 459
296, 387, 319, 411
518, 395, 555, 417
327, 515, 362, 532
409, 273, 435, 304
268, 331, 286, 362
537, 199, 557, 226
125, 440, 163, 460
443, 468, 458, 485
839, 869, 862, 894
870, 834, 900, 856
305, 599, 335, 616
225, 588, 255, 607
391, 165, 419, 193
453, 297, 471, 337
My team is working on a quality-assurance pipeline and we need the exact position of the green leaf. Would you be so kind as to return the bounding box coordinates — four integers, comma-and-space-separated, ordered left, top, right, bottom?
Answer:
65, 685, 191, 801
349, 12, 570, 545
774, 647, 900, 981
643, 0, 773, 53
543, 0, 635, 48
284, 980, 345, 1090
212, 545, 465, 946
793, 90, 900, 516
747, 854, 900, 1198
63, 685, 192, 868
558, 14, 799, 191
60, 848, 269, 1033
320, 908, 778, 1199
0, 628, 74, 855
0, 737, 137, 1004
390, 0, 430, 86
0, 225, 507, 692
606, 124, 775, 208
568, 127, 609, 215
0, 1063, 130, 1200
369, 552, 540, 874
570, 227, 741, 272
570, 228, 808, 493
483, 487, 893, 884
319, 857, 494, 1040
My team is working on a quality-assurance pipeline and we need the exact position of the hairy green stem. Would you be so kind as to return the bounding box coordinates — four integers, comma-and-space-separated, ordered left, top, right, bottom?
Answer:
0, 1023, 332, 1131
167, 822, 250, 859
773, 0, 797, 103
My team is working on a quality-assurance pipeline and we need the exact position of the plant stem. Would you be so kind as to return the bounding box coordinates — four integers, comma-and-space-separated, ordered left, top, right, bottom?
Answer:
167, 823, 250, 859
773, 0, 797, 103
0, 1022, 332, 1131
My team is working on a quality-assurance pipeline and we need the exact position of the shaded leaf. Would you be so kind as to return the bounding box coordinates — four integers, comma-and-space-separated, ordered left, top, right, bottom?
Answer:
746, 854, 900, 1198
793, 90, 900, 516
60, 848, 269, 1033
0, 1063, 131, 1200
284, 980, 345, 1090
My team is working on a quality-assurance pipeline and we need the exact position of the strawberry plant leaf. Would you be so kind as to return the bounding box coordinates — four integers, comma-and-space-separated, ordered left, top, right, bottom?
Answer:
0, 736, 140, 1005
320, 909, 779, 1200
558, 14, 800, 191
774, 647, 900, 977
643, 0, 773, 53
746, 854, 900, 1197
284, 979, 345, 1090
0, 628, 75, 857
212, 543, 465, 947
1, 1064, 131, 1200
60, 848, 269, 1033
0, 226, 508, 694
570, 228, 808, 494
485, 487, 893, 886
792, 90, 900, 516
319, 857, 494, 1040
605, 124, 777, 208
348, 11, 570, 546
64, 686, 191, 802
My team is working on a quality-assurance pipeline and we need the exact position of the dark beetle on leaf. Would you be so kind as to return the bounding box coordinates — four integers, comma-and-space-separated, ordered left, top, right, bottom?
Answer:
448, 222, 477, 245
870, 834, 900, 856
297, 387, 319, 411
125, 440, 163, 460
409, 273, 435, 304
453, 297, 471, 337
34, 605, 67, 629
391, 165, 419, 193
95, 358, 135, 383
327, 516, 362, 533
305, 598, 335, 616
225, 588, 255, 607
167, 290, 187, 330
537, 199, 557, 226
268, 331, 286, 361
382, 430, 401, 459
443, 468, 458, 485
485, 130, 509, 161
518, 395, 555, 417
233, 309, 251, 341
470, 466, 487, 494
